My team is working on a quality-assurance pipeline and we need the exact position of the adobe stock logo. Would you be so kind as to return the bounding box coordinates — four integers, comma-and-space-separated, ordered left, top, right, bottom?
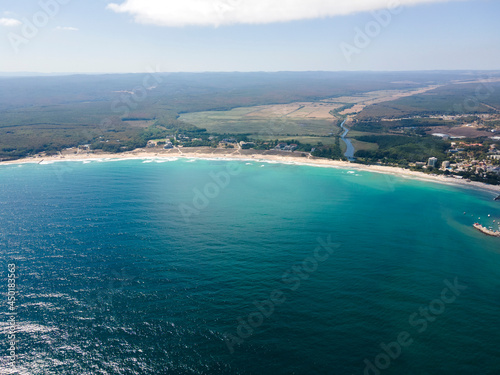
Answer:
179, 161, 242, 223
452, 77, 495, 114
110, 66, 163, 118
8, 0, 71, 54
224, 236, 340, 354
340, 1, 402, 63
360, 278, 467, 375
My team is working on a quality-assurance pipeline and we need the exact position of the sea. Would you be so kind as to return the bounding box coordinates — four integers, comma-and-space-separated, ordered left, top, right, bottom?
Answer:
0, 158, 499, 375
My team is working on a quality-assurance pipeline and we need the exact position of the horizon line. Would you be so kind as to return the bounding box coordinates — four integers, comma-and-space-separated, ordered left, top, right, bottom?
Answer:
1, 69, 500, 78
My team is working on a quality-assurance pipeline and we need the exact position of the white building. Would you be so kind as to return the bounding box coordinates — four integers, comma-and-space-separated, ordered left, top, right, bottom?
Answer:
428, 157, 438, 168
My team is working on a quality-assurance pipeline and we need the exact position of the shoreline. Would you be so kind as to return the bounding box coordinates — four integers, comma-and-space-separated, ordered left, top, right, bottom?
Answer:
2, 148, 500, 195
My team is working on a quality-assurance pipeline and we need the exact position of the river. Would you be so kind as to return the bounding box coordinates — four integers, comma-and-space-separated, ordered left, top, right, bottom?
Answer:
339, 118, 355, 161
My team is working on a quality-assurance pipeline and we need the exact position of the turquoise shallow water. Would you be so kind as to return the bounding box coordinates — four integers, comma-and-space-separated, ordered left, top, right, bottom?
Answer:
0, 159, 499, 375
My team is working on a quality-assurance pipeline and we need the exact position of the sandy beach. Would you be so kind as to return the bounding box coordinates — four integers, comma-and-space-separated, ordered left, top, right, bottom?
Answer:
2, 147, 500, 195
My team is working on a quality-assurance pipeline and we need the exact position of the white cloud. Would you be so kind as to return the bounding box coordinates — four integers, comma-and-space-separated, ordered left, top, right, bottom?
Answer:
107, 0, 460, 27
0, 17, 21, 27
55, 26, 79, 31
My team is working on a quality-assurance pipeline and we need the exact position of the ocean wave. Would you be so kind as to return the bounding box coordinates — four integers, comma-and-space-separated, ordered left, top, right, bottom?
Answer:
0, 322, 57, 335
154, 158, 179, 163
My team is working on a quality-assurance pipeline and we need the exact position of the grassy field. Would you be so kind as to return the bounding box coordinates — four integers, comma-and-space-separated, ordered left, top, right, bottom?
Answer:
337, 138, 378, 154
178, 84, 453, 141
244, 102, 343, 119
180, 108, 338, 136
351, 139, 380, 152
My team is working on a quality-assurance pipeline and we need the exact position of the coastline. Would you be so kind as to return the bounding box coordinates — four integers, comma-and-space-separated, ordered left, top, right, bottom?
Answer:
2, 148, 500, 195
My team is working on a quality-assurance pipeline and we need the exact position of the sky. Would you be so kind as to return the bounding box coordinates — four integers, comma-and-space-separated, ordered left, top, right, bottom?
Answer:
0, 0, 499, 73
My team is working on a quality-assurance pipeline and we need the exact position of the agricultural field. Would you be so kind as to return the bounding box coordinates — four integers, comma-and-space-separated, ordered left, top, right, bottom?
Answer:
427, 124, 495, 138
245, 102, 344, 119
321, 85, 442, 116
179, 105, 339, 136
358, 80, 500, 120
179, 83, 454, 141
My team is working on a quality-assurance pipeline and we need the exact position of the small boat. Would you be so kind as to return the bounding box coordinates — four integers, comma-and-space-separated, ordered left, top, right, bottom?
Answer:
495, 195, 500, 201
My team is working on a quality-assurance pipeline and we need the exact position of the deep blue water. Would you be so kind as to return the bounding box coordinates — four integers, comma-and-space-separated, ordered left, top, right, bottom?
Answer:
0, 158, 499, 375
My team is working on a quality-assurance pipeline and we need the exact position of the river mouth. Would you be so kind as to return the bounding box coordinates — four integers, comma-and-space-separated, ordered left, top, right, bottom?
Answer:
340, 118, 356, 161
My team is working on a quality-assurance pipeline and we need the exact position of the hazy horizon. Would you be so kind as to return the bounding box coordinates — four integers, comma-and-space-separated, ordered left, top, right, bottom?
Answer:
2, 69, 500, 78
